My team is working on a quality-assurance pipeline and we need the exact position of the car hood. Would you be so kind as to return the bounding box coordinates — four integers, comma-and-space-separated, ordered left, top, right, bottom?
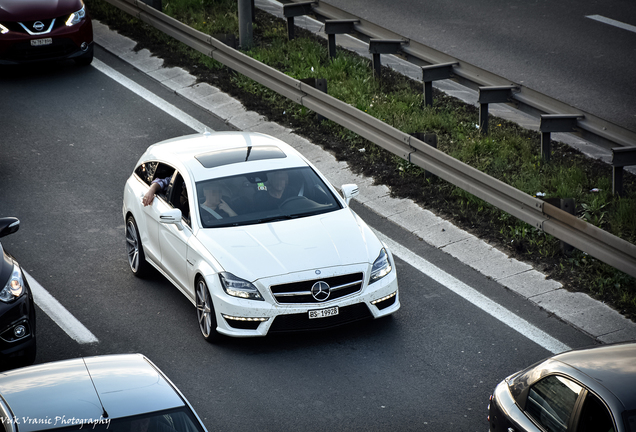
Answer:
198, 209, 382, 281
0, 0, 84, 21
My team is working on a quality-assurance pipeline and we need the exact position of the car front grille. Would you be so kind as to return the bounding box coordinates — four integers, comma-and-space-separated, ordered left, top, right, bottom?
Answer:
268, 303, 372, 333
270, 272, 364, 304
5, 18, 63, 35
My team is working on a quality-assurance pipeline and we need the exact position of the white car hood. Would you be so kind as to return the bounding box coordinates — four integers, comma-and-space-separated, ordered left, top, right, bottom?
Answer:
197, 209, 382, 281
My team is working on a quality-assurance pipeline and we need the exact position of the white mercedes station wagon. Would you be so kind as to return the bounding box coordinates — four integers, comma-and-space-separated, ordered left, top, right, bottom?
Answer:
122, 132, 399, 341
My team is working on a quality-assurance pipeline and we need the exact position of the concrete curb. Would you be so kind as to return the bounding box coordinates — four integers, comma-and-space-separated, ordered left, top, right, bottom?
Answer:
92, 17, 636, 344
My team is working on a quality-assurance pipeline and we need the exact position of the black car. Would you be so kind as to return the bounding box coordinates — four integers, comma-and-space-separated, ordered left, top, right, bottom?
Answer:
488, 342, 636, 432
0, 217, 36, 369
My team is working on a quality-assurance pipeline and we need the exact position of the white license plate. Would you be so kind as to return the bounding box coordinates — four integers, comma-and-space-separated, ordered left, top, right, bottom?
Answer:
308, 306, 339, 319
31, 38, 52, 46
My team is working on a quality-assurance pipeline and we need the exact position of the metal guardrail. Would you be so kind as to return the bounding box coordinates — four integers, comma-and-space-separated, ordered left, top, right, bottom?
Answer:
102, 0, 636, 279
309, 1, 636, 151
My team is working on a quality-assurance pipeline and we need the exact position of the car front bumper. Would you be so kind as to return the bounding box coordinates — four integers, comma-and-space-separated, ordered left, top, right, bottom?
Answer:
0, 287, 36, 362
0, 18, 93, 64
210, 264, 399, 337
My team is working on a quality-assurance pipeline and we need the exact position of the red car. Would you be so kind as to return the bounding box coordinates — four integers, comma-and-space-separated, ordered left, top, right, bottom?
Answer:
0, 0, 93, 65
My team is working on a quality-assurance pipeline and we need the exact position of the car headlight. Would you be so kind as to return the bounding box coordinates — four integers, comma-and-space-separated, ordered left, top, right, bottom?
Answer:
219, 272, 264, 301
66, 5, 86, 26
0, 264, 25, 302
0, 24, 9, 35
369, 248, 392, 284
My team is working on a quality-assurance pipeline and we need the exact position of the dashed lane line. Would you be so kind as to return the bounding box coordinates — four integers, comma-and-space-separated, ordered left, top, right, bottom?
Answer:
26, 271, 98, 344
586, 15, 636, 34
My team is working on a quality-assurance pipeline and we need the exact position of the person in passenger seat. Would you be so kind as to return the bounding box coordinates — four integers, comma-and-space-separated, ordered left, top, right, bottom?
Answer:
200, 183, 237, 219
142, 176, 171, 207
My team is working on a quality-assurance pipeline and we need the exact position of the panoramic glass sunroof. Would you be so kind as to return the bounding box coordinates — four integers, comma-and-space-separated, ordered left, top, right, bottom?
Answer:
195, 146, 286, 168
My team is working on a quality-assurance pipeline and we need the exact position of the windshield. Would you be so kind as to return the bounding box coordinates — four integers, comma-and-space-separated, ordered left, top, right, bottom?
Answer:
196, 166, 342, 228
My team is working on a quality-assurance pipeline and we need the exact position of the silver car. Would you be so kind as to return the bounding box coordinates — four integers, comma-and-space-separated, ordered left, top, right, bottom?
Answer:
0, 354, 207, 432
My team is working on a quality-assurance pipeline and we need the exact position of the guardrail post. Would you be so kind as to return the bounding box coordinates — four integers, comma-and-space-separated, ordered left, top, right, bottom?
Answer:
300, 78, 328, 122
539, 114, 582, 162
611, 146, 636, 196
368, 39, 406, 81
324, 19, 359, 59
421, 62, 458, 107
544, 197, 576, 254
238, 0, 253, 49
283, 1, 316, 40
477, 86, 518, 135
410, 133, 438, 180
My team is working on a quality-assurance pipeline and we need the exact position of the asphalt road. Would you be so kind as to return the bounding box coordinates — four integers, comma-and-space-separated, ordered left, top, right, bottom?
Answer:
321, 0, 636, 133
0, 47, 596, 431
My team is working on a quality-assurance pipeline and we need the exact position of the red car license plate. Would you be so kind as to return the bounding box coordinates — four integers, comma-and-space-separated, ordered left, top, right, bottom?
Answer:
31, 38, 52, 46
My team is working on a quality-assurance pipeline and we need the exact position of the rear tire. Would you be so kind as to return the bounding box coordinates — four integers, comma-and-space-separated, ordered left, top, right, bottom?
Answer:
196, 278, 223, 343
126, 216, 149, 277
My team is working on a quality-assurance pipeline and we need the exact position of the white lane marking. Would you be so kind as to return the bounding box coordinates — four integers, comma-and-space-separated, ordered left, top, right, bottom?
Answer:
378, 233, 571, 354
92, 59, 211, 133
586, 15, 636, 34
25, 271, 98, 344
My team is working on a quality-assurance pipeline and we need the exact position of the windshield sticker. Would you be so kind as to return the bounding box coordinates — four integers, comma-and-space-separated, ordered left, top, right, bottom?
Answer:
257, 182, 267, 191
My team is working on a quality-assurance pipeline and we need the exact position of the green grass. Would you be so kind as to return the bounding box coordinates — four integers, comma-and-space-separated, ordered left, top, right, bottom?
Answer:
87, 0, 636, 318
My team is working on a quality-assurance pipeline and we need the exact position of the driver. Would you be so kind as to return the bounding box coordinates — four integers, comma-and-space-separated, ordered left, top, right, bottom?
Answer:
253, 170, 289, 211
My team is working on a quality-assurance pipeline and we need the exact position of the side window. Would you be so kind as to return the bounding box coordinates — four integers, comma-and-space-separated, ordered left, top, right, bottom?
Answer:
153, 163, 177, 200
169, 173, 190, 227
577, 392, 614, 432
525, 375, 582, 432
135, 162, 158, 186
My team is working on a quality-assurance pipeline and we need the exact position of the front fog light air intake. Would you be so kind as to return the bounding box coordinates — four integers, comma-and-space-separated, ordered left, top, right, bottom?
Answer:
371, 291, 397, 310
371, 291, 397, 305
369, 248, 392, 284
222, 315, 268, 330
219, 272, 264, 301
222, 315, 269, 322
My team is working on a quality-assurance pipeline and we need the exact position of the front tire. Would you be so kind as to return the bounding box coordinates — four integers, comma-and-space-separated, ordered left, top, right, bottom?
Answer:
196, 278, 223, 343
126, 216, 149, 277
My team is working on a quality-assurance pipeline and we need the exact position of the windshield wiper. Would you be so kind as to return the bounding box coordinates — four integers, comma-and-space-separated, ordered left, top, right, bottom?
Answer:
256, 215, 296, 224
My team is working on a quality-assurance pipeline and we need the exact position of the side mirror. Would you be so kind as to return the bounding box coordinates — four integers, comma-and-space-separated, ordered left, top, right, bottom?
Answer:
0, 217, 20, 239
159, 209, 184, 231
340, 184, 359, 205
